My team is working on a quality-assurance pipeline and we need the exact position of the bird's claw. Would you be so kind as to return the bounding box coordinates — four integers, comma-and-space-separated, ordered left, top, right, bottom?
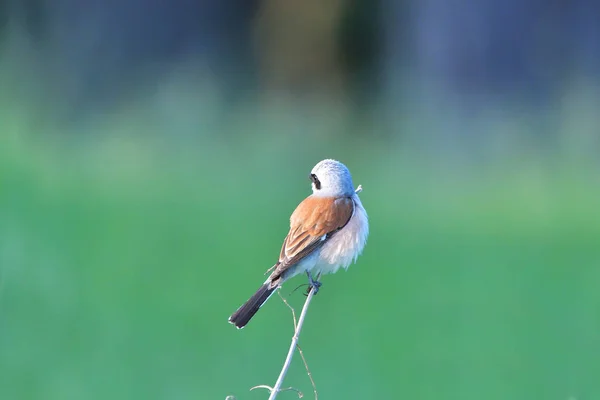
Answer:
306, 272, 322, 295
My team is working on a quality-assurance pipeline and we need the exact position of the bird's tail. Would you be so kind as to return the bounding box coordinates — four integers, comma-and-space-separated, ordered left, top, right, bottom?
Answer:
229, 282, 277, 329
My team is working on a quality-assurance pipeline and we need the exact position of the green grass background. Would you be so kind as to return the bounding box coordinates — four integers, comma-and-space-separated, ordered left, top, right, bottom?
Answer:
1, 95, 600, 400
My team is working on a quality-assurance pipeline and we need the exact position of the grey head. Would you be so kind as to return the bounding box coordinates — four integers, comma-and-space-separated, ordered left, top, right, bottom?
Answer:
309, 159, 356, 197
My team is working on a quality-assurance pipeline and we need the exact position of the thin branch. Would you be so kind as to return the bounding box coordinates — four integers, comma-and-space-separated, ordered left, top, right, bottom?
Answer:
279, 291, 317, 400
278, 291, 298, 330
267, 282, 318, 400
295, 344, 318, 400
250, 385, 303, 398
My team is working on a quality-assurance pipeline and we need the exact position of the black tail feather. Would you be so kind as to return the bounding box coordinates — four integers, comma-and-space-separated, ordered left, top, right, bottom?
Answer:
229, 283, 276, 329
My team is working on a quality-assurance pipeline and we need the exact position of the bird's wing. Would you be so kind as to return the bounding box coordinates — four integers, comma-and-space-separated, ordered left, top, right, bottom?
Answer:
268, 196, 354, 282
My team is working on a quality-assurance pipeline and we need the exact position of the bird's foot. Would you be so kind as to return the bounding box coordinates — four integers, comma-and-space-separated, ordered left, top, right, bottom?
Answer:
306, 272, 322, 295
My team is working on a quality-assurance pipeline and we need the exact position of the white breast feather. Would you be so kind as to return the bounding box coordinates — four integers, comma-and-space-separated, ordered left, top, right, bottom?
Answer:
317, 196, 369, 275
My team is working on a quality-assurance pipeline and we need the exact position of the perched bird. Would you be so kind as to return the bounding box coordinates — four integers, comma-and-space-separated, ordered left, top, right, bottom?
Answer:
229, 159, 369, 329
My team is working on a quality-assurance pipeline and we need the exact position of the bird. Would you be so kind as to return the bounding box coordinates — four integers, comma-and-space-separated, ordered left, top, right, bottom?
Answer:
228, 159, 369, 329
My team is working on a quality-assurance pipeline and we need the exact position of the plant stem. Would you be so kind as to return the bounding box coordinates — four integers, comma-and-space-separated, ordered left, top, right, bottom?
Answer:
268, 285, 317, 400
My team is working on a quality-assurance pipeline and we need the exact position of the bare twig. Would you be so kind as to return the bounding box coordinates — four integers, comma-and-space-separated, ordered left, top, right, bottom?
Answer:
278, 291, 298, 330
295, 344, 318, 400
266, 281, 318, 400
250, 385, 303, 398
279, 292, 318, 399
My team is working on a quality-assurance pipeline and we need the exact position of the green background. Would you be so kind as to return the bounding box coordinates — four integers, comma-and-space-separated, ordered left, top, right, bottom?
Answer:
1, 101, 599, 399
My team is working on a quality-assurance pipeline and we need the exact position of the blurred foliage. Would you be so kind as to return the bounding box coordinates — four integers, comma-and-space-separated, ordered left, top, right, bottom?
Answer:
1, 91, 600, 399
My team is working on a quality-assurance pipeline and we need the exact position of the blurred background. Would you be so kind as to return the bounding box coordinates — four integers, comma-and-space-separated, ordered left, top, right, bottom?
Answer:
1, 0, 599, 399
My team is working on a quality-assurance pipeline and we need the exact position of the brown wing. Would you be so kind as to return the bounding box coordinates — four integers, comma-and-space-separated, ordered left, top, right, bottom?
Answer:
269, 196, 354, 281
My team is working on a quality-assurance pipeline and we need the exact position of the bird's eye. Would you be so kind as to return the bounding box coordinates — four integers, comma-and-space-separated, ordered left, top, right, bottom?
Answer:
310, 173, 321, 190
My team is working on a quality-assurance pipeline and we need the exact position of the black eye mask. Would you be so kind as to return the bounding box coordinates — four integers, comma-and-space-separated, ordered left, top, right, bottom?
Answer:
309, 173, 321, 190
